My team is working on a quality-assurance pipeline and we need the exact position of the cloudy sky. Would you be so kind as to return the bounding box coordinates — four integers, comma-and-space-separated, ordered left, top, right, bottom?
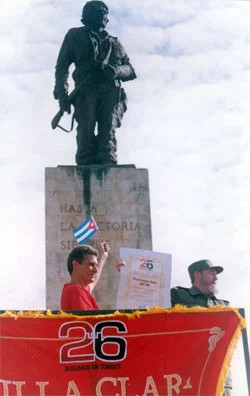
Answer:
0, 0, 249, 393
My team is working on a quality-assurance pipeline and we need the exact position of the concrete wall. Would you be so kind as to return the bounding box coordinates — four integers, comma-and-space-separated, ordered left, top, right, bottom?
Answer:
45, 165, 152, 309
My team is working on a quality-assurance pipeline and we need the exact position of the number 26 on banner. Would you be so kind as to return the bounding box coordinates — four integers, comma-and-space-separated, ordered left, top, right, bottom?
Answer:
58, 320, 127, 364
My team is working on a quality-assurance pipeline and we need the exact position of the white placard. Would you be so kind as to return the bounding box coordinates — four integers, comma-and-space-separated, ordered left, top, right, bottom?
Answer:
116, 248, 172, 309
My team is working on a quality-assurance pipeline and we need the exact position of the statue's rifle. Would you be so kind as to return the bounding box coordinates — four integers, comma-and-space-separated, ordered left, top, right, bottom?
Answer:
51, 87, 79, 132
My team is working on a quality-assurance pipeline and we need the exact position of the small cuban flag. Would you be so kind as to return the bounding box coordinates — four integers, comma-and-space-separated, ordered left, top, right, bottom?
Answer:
73, 215, 99, 245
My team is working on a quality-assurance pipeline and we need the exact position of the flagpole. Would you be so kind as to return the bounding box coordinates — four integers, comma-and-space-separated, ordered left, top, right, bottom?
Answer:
92, 216, 105, 241
98, 229, 105, 241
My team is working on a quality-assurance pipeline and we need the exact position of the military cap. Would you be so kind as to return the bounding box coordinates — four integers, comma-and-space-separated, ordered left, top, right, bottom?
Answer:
82, 1, 108, 15
81, 1, 108, 26
188, 259, 223, 281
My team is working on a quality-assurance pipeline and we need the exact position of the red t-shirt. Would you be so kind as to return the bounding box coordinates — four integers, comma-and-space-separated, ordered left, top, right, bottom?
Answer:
60, 283, 99, 310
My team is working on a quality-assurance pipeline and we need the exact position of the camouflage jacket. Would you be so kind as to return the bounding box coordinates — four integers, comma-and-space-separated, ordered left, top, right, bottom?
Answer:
54, 26, 136, 98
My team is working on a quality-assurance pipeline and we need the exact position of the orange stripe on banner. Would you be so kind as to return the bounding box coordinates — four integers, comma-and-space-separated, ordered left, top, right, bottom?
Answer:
126, 328, 211, 338
198, 351, 212, 396
0, 327, 211, 341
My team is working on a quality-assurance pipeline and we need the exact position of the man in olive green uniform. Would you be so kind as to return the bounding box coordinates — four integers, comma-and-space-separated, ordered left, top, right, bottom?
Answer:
171, 259, 232, 395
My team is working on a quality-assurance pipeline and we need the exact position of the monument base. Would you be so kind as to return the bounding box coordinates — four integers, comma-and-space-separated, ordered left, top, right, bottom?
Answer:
45, 165, 152, 309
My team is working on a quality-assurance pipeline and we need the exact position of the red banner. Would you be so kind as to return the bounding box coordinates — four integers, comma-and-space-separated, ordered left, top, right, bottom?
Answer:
0, 306, 245, 396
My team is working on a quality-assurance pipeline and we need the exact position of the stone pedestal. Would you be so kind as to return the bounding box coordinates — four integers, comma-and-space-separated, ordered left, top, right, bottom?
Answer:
45, 165, 152, 309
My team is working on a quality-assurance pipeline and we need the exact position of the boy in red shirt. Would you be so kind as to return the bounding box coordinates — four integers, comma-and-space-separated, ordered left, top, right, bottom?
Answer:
61, 240, 110, 310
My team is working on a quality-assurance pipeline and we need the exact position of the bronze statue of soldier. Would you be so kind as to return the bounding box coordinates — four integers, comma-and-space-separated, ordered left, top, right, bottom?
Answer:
53, 1, 136, 165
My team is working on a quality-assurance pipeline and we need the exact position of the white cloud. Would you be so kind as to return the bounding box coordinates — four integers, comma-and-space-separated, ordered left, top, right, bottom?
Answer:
0, 1, 249, 392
